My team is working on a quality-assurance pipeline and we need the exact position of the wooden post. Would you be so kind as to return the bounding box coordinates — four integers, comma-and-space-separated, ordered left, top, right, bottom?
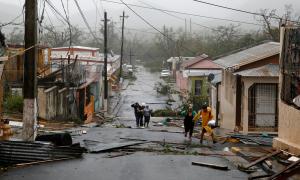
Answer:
103, 11, 108, 112
119, 11, 128, 82
22, 0, 38, 141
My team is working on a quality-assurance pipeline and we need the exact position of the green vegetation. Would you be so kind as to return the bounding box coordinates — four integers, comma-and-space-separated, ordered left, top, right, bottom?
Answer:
4, 95, 23, 114
152, 109, 178, 117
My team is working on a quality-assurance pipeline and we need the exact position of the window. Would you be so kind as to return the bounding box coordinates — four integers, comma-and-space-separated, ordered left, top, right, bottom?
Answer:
194, 80, 202, 96
281, 28, 300, 109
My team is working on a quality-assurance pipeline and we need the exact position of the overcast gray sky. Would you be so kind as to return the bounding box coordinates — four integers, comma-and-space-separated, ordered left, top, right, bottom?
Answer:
1, 0, 300, 35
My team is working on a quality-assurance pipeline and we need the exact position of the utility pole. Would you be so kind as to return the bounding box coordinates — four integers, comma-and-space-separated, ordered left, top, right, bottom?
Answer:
129, 48, 135, 65
119, 11, 128, 82
22, 0, 38, 141
190, 18, 192, 34
184, 18, 187, 37
103, 11, 108, 112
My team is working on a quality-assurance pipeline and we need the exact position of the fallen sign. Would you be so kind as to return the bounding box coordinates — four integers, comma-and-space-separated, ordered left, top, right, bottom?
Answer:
192, 161, 229, 170
84, 140, 146, 153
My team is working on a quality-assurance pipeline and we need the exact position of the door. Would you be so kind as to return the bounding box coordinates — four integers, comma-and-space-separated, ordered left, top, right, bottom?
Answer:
251, 84, 278, 127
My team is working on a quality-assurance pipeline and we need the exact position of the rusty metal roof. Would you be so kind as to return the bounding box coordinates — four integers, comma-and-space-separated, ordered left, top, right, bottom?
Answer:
214, 42, 280, 68
233, 64, 279, 77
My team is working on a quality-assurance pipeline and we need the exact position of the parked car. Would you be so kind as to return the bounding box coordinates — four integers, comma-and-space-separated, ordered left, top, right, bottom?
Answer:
160, 69, 171, 78
126, 65, 133, 72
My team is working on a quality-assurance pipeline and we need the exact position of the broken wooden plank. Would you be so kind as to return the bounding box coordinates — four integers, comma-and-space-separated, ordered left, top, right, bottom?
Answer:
249, 174, 272, 180
243, 150, 281, 169
16, 157, 75, 167
104, 152, 134, 158
268, 160, 300, 180
191, 161, 229, 170
87, 141, 146, 153
147, 129, 183, 134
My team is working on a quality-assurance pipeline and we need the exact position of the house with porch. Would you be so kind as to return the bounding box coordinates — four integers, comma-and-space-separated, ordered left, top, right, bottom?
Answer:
38, 60, 103, 123
176, 54, 222, 110
50, 46, 120, 92
214, 41, 280, 133
273, 27, 300, 155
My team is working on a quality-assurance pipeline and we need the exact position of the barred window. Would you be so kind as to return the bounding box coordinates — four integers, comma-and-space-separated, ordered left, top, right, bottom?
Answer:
194, 80, 202, 96
281, 28, 300, 109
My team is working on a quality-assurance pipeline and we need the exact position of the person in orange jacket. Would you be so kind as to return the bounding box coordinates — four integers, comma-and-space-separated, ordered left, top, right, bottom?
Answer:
193, 105, 216, 144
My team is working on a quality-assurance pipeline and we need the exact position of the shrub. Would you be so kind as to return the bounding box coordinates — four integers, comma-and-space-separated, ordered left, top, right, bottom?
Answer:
152, 109, 178, 117
4, 95, 23, 113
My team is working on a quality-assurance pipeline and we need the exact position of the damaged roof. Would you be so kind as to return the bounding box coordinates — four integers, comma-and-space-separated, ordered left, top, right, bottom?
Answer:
182, 54, 221, 69
214, 42, 280, 68
233, 64, 279, 77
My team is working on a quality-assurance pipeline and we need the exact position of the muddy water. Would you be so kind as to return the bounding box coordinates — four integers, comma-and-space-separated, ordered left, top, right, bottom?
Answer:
117, 66, 169, 118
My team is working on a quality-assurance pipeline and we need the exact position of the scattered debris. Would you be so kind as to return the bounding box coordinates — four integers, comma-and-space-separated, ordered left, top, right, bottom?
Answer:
238, 150, 300, 179
269, 159, 300, 180
227, 133, 275, 146
242, 150, 281, 170
147, 129, 183, 134
84, 140, 146, 153
103, 151, 134, 158
288, 156, 300, 162
192, 161, 229, 170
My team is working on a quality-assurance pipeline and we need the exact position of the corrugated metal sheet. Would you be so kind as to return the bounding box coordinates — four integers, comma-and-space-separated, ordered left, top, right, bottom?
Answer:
181, 54, 209, 68
0, 141, 85, 166
183, 69, 221, 77
233, 64, 279, 77
214, 42, 280, 68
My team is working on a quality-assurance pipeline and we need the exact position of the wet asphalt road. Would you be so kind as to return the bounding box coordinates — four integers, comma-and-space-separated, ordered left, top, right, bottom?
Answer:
117, 66, 168, 118
0, 66, 248, 180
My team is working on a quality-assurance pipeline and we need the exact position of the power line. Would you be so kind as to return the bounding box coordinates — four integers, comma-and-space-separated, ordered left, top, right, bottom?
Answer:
60, 0, 72, 54
101, 0, 262, 26
119, 0, 196, 55
73, 0, 101, 43
137, 0, 219, 33
44, 0, 69, 25
193, 0, 300, 24
0, 7, 25, 28
115, 0, 249, 38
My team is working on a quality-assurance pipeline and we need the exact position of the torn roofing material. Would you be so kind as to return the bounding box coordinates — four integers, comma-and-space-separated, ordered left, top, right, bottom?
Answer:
0, 141, 85, 166
233, 64, 279, 77
214, 42, 280, 68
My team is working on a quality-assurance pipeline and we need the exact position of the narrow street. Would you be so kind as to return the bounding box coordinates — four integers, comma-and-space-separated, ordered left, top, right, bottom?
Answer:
1, 0, 300, 179
117, 66, 168, 118
0, 66, 248, 180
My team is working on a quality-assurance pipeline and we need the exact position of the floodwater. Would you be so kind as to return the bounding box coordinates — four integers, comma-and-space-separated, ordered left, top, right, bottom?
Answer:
117, 66, 169, 118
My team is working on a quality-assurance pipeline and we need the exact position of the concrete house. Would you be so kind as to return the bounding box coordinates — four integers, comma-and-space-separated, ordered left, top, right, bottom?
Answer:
38, 60, 103, 123
176, 54, 222, 109
273, 27, 300, 155
214, 42, 280, 133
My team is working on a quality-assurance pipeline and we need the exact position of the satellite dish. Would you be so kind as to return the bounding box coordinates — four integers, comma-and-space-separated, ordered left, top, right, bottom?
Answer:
208, 73, 215, 82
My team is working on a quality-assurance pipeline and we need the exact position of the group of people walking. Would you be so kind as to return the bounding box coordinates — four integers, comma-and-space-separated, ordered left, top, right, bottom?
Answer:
181, 104, 216, 144
131, 102, 152, 128
131, 101, 215, 144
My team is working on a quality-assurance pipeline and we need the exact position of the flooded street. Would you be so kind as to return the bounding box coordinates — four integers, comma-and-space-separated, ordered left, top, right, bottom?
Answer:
0, 65, 248, 180
117, 66, 169, 118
